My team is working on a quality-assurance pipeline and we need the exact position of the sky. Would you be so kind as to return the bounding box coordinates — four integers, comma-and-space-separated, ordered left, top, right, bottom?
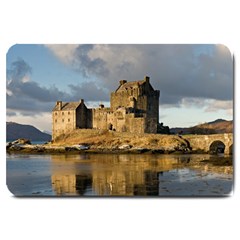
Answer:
6, 44, 233, 132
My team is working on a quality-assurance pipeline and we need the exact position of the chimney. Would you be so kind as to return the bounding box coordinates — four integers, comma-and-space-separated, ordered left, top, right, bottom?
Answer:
56, 101, 62, 110
144, 76, 150, 83
80, 99, 84, 104
119, 80, 127, 85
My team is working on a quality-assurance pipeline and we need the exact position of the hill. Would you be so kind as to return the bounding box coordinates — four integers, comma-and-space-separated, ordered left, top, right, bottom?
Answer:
52, 128, 190, 152
170, 119, 233, 135
6, 122, 52, 142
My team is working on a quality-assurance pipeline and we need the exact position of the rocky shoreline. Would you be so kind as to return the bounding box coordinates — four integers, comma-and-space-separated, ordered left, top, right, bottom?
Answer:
6, 138, 201, 155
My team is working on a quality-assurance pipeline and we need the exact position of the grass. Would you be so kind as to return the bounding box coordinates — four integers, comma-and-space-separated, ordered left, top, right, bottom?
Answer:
52, 129, 188, 150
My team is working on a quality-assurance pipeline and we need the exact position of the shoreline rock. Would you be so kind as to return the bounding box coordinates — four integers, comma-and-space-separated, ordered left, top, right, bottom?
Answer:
6, 142, 201, 155
5, 136, 215, 155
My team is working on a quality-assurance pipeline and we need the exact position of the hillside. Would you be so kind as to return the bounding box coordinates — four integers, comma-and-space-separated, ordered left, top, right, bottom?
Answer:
52, 128, 190, 152
170, 119, 233, 135
6, 122, 52, 142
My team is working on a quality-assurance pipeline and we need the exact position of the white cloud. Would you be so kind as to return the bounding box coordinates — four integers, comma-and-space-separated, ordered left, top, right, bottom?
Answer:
205, 99, 233, 114
179, 97, 233, 117
6, 89, 13, 96
45, 44, 79, 64
180, 97, 206, 108
21, 75, 30, 83
45, 44, 233, 106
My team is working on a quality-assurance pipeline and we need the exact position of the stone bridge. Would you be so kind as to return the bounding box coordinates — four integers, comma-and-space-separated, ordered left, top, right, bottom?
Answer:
183, 133, 233, 155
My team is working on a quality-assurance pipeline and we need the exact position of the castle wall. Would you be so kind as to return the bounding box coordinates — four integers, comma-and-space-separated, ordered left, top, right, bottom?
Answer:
110, 92, 136, 111
52, 76, 160, 139
76, 102, 92, 128
52, 110, 76, 140
92, 107, 146, 134
145, 90, 160, 133
135, 95, 147, 114
146, 90, 160, 120
144, 117, 157, 133
110, 79, 160, 134
86, 109, 93, 128
112, 108, 126, 132
92, 107, 110, 130
125, 115, 145, 134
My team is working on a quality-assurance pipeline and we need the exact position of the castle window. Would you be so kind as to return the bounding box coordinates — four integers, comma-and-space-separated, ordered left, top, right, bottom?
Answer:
68, 111, 70, 115
55, 119, 57, 123
68, 119, 70, 122
55, 112, 57, 116
62, 112, 64, 115
62, 119, 64, 123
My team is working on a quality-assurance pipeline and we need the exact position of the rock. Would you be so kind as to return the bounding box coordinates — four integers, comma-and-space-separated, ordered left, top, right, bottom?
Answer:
9, 144, 23, 151
118, 144, 132, 150
73, 144, 90, 150
65, 147, 78, 151
6, 142, 12, 149
33, 146, 45, 152
131, 147, 149, 153
12, 138, 31, 145
151, 149, 165, 154
7, 138, 32, 151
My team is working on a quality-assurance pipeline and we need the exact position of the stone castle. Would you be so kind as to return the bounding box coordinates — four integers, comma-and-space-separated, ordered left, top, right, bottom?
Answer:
52, 76, 160, 140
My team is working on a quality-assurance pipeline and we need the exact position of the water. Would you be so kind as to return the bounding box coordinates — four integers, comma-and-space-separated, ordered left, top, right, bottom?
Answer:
6, 153, 233, 197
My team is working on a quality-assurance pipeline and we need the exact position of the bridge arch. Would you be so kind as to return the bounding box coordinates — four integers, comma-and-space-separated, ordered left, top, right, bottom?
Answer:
183, 133, 233, 155
209, 140, 225, 154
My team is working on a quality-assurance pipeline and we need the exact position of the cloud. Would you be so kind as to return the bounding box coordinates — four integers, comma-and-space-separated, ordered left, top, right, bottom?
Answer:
6, 58, 71, 115
46, 44, 233, 108
6, 58, 110, 116
45, 44, 79, 64
6, 110, 17, 117
68, 81, 109, 102
7, 112, 52, 132
205, 99, 233, 114
179, 97, 233, 117
8, 45, 233, 120
72, 44, 109, 78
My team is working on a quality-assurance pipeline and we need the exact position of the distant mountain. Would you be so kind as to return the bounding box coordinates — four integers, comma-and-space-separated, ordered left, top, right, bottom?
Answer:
6, 122, 52, 142
207, 119, 227, 124
170, 119, 233, 135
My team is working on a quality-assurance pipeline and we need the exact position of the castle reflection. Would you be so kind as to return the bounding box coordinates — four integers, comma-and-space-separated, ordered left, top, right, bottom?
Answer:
50, 154, 186, 196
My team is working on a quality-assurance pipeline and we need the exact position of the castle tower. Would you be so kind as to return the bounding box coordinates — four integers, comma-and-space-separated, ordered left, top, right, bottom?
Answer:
110, 76, 160, 133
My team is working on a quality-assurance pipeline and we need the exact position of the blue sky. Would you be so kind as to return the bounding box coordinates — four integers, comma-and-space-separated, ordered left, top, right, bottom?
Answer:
6, 44, 233, 132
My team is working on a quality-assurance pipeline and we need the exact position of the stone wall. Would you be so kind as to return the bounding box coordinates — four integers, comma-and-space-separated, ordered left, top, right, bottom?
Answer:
76, 102, 88, 128
52, 110, 76, 140
111, 88, 142, 110
76, 102, 93, 129
52, 76, 160, 139
109, 78, 160, 134
126, 115, 145, 134
92, 107, 110, 130
184, 133, 233, 154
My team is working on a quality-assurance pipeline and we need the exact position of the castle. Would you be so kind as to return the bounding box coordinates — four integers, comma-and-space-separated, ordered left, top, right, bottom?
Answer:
52, 76, 160, 140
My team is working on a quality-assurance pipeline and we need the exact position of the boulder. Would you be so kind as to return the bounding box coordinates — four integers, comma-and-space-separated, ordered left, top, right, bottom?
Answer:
118, 144, 132, 150
12, 138, 31, 145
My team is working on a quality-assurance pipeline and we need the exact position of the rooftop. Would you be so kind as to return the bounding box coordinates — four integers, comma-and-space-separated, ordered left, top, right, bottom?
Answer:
52, 102, 82, 111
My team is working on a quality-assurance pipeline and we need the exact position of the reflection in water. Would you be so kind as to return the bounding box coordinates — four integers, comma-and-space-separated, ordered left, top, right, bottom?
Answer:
6, 153, 232, 196
49, 154, 232, 196
50, 154, 179, 196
